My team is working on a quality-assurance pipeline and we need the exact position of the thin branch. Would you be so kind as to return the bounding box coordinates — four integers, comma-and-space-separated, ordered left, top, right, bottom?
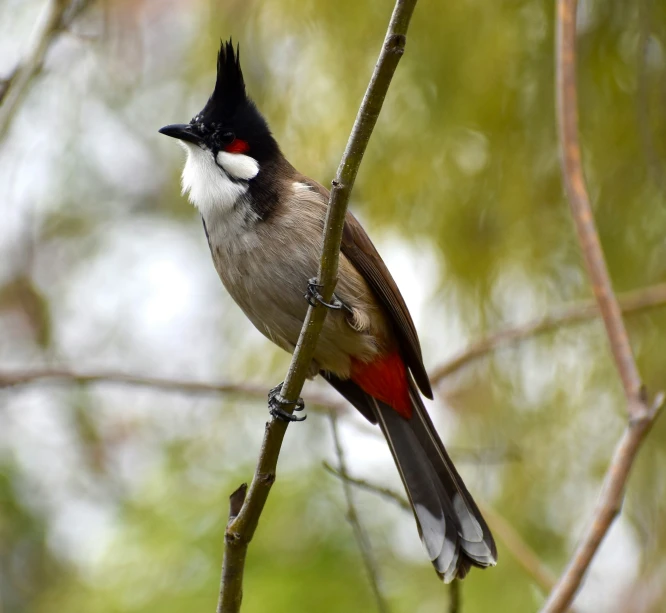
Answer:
323, 463, 411, 511
322, 465, 559, 598
0, 368, 346, 413
539, 399, 664, 613
217, 484, 248, 613
449, 579, 461, 613
430, 282, 666, 385
4, 282, 666, 399
541, 1, 665, 611
556, 0, 644, 413
328, 412, 389, 613
0, 0, 96, 141
216, 3, 419, 611
0, 69, 18, 105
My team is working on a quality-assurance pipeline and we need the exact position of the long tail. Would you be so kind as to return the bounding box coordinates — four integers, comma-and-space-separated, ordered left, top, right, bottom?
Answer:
323, 373, 497, 582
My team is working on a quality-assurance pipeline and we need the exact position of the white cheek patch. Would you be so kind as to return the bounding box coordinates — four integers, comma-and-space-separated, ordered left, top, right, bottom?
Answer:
216, 151, 259, 181
179, 142, 248, 218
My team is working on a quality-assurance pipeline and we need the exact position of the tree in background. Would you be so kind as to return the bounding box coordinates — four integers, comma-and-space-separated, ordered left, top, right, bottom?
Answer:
1, 0, 666, 612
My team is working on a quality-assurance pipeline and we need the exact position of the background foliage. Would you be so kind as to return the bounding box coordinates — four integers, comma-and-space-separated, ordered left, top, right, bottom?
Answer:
1, 0, 665, 611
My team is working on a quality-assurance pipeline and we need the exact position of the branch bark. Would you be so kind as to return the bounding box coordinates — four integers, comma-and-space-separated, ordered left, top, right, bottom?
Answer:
449, 579, 461, 613
0, 0, 96, 141
556, 0, 644, 413
0, 368, 346, 413
429, 282, 666, 386
540, 1, 664, 611
4, 281, 666, 399
216, 2, 419, 611
328, 412, 388, 613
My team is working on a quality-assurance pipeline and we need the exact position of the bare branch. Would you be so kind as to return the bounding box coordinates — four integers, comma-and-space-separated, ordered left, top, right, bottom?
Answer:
4, 282, 666, 400
0, 0, 96, 141
328, 412, 389, 612
449, 579, 461, 613
540, 398, 664, 613
323, 463, 411, 511
216, 2, 419, 611
430, 283, 666, 385
556, 0, 644, 413
0, 368, 345, 413
216, 484, 248, 613
540, 1, 665, 611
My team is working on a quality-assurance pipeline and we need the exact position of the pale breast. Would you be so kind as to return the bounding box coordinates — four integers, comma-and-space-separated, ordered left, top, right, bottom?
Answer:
203, 182, 391, 378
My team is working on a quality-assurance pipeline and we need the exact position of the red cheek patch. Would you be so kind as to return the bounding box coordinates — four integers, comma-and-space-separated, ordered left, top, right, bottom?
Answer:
224, 139, 250, 154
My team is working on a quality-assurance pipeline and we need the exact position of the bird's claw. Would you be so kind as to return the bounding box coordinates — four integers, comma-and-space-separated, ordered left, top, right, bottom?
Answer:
268, 382, 307, 422
305, 278, 346, 310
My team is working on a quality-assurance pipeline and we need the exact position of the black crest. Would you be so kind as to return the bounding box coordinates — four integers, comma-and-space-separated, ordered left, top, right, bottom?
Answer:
191, 38, 279, 164
198, 39, 247, 125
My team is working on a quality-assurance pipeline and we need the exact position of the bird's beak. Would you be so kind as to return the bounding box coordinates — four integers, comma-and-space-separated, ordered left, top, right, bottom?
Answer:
158, 124, 203, 146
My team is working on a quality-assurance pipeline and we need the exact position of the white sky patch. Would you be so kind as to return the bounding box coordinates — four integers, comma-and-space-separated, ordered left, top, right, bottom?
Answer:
53, 217, 233, 379
48, 498, 117, 571
80, 100, 165, 197
139, 256, 197, 328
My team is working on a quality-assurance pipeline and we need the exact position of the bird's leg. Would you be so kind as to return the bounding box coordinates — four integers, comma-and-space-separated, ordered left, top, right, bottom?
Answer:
305, 277, 351, 312
268, 382, 306, 422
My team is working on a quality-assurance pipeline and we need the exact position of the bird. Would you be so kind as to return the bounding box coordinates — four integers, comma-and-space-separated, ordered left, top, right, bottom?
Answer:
159, 38, 497, 582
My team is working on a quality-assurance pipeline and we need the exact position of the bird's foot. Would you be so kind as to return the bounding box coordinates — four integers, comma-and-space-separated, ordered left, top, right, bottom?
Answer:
305, 278, 347, 310
268, 382, 306, 422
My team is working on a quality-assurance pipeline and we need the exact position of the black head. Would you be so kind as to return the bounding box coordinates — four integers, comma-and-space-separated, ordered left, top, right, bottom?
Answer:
159, 39, 278, 164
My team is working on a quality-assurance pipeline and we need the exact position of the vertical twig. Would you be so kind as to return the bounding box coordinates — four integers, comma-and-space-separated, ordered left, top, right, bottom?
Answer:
449, 579, 461, 613
217, 484, 248, 613
216, 2, 419, 611
328, 412, 389, 613
556, 0, 644, 415
0, 0, 96, 142
541, 1, 664, 611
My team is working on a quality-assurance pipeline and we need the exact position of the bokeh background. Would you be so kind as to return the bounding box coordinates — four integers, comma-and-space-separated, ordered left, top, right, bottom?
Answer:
2, 0, 666, 611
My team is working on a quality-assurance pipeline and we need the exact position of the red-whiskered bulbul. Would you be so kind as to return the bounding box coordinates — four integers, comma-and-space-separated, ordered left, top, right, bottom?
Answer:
159, 40, 497, 582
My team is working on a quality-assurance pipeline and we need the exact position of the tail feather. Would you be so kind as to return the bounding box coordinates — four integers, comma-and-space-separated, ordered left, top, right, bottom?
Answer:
323, 371, 497, 582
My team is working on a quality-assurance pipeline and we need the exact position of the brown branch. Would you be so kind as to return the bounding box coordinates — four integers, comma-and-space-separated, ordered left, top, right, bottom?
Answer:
539, 399, 664, 613
328, 412, 389, 613
556, 0, 644, 412
0, 0, 96, 141
430, 282, 666, 385
216, 3, 419, 611
449, 579, 461, 613
216, 484, 248, 613
0, 368, 345, 413
541, 1, 665, 611
4, 281, 666, 400
322, 465, 559, 598
323, 463, 411, 511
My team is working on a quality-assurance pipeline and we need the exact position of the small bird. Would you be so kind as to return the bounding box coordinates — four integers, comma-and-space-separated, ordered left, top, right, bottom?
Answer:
159, 39, 497, 582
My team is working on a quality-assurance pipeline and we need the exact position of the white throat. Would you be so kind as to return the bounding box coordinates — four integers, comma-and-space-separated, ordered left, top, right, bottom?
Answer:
179, 142, 259, 219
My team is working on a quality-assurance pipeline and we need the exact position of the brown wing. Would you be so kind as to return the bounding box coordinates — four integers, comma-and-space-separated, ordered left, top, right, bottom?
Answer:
298, 176, 433, 399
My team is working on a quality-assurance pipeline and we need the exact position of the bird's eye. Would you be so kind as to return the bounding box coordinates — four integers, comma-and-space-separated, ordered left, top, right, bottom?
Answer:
221, 132, 235, 145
